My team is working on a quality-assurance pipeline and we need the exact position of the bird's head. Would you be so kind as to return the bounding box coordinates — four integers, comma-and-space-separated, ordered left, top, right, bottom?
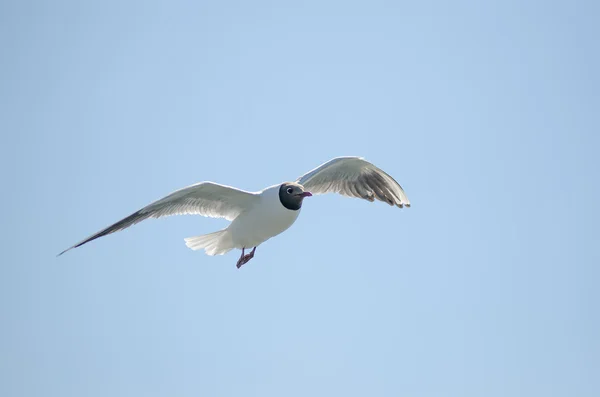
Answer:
278, 182, 312, 211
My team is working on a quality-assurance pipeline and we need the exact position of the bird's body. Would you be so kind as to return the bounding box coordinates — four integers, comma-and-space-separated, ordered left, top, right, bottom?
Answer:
59, 157, 410, 268
184, 184, 301, 256
230, 184, 302, 249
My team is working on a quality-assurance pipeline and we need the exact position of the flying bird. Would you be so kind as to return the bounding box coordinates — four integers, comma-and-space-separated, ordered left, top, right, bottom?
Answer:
58, 157, 410, 268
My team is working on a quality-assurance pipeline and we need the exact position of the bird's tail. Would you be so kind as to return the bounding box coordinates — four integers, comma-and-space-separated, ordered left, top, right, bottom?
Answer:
184, 229, 234, 256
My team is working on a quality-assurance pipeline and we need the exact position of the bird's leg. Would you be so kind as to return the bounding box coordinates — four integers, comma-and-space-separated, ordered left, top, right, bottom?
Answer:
236, 248, 246, 269
236, 247, 257, 269
245, 247, 256, 262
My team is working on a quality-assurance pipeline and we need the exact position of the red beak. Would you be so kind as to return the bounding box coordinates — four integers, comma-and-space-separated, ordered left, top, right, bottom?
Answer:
300, 191, 313, 197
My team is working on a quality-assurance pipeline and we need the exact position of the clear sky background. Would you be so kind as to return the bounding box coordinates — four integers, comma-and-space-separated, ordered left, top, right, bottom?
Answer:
1, 1, 598, 396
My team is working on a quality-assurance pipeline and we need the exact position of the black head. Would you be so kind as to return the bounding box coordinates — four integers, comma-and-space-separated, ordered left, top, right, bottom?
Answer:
278, 182, 312, 211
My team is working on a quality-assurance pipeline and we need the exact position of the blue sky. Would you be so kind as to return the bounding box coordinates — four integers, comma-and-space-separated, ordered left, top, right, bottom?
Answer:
1, 1, 598, 396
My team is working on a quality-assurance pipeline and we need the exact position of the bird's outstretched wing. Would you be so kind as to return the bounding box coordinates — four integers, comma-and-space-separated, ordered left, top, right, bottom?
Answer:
296, 157, 410, 208
58, 182, 258, 255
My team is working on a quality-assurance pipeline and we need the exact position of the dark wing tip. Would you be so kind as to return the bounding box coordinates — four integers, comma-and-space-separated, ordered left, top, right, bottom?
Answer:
55, 209, 148, 258
57, 246, 76, 257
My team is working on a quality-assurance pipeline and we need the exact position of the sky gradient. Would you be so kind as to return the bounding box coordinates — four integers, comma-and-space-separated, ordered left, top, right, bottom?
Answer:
1, 1, 599, 396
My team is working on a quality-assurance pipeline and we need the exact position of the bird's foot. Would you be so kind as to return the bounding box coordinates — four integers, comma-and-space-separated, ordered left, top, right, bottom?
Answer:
236, 247, 256, 269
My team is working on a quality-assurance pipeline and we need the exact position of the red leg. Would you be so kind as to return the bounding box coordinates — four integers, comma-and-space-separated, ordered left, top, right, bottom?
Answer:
236, 247, 257, 269
236, 248, 246, 269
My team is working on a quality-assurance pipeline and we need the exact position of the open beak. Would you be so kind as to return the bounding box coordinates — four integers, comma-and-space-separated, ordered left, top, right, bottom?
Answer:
299, 191, 313, 197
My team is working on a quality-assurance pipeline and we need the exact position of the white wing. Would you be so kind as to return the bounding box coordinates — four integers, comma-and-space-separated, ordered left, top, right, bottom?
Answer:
58, 182, 258, 255
296, 157, 410, 208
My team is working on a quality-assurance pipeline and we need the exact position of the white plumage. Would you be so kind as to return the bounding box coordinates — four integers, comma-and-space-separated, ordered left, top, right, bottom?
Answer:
184, 184, 301, 256
59, 156, 410, 268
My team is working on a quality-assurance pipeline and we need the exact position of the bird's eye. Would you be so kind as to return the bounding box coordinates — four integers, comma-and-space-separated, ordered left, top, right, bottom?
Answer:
286, 187, 293, 194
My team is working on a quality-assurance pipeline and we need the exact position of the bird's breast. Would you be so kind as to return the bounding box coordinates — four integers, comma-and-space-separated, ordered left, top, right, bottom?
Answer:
228, 197, 300, 249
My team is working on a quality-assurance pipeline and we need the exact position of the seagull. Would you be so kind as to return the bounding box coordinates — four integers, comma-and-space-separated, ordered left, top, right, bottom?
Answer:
58, 157, 410, 268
